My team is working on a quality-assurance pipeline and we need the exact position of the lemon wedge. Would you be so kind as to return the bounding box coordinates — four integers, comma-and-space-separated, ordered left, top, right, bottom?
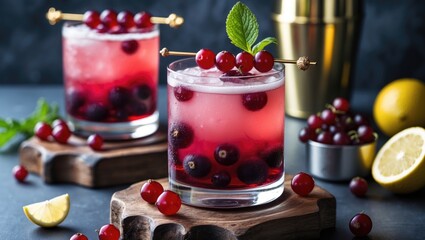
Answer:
23, 193, 70, 227
372, 127, 425, 193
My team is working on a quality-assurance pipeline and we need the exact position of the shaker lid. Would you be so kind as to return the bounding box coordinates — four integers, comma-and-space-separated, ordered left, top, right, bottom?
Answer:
273, 0, 363, 23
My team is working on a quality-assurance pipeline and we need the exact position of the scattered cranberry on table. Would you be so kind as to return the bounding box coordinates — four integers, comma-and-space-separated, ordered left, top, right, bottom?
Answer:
156, 190, 182, 216
349, 212, 373, 237
70, 233, 88, 240
87, 134, 104, 151
291, 172, 315, 197
12, 165, 28, 182
98, 224, 120, 240
140, 179, 164, 204
52, 124, 71, 144
34, 122, 52, 141
349, 177, 368, 198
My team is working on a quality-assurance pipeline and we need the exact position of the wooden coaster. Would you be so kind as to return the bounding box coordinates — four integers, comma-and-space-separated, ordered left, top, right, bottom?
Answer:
110, 177, 336, 239
19, 130, 168, 188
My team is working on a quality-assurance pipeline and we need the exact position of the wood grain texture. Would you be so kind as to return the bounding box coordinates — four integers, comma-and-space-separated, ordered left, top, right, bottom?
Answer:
18, 130, 168, 188
111, 177, 336, 239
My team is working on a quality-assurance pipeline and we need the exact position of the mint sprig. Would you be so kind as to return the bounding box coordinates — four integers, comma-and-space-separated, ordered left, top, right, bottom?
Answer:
0, 98, 59, 149
226, 2, 277, 55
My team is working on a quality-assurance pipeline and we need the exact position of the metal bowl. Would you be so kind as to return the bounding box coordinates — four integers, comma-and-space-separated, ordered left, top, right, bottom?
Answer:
306, 137, 377, 181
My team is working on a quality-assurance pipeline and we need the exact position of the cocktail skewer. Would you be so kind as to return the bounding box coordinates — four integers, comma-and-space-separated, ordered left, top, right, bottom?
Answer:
159, 48, 317, 70
46, 7, 184, 28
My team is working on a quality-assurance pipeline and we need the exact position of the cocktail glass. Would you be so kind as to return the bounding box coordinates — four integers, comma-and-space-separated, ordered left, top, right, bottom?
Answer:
167, 58, 285, 208
62, 22, 159, 139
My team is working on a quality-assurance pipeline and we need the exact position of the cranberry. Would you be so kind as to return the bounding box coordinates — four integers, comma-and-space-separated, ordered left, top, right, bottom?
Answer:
215, 51, 236, 73
349, 177, 368, 197
13, 165, 28, 182
70, 233, 88, 240
67, 90, 86, 114
254, 50, 274, 72
357, 125, 375, 143
133, 84, 152, 100
307, 114, 324, 130
321, 109, 336, 125
87, 134, 103, 151
332, 97, 350, 112
117, 10, 135, 29
156, 190, 181, 216
98, 224, 120, 240
52, 119, 69, 130
237, 159, 268, 185
169, 122, 194, 149
85, 103, 108, 122
83, 11, 101, 29
299, 127, 316, 143
316, 131, 333, 144
134, 11, 153, 28
337, 114, 356, 132
100, 9, 118, 30
349, 213, 372, 237
121, 40, 139, 54
52, 124, 71, 144
128, 101, 148, 115
353, 113, 369, 127
140, 179, 164, 204
261, 146, 283, 168
34, 122, 52, 141
183, 154, 212, 178
196, 49, 215, 69
333, 131, 351, 145
236, 51, 254, 73
291, 172, 315, 197
173, 86, 193, 102
242, 92, 268, 111
109, 87, 130, 107
211, 171, 231, 187
214, 144, 239, 166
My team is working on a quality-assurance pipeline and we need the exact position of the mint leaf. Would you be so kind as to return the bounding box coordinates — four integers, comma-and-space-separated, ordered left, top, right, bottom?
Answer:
0, 98, 60, 149
226, 2, 259, 54
252, 37, 278, 55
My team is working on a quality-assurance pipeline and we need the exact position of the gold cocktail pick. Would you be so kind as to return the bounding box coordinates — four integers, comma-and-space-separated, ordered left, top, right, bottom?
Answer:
160, 48, 317, 71
46, 7, 184, 28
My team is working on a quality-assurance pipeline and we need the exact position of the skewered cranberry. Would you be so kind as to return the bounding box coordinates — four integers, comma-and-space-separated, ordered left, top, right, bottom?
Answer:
196, 49, 215, 69
83, 11, 101, 29
100, 9, 118, 30
254, 50, 274, 72
134, 11, 153, 28
236, 51, 254, 73
117, 10, 135, 29
215, 51, 236, 73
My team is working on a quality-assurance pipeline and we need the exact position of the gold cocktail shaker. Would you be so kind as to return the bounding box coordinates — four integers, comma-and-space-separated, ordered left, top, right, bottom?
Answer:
273, 0, 363, 118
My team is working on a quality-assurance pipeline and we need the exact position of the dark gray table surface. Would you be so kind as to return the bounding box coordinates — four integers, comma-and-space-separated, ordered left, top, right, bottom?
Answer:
1, 85, 424, 240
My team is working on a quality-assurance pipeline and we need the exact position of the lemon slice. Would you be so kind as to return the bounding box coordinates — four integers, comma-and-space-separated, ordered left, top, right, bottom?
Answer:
23, 193, 70, 227
372, 127, 425, 193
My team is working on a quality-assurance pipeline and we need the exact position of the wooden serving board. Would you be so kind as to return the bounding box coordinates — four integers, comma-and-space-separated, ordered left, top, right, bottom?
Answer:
18, 130, 168, 188
111, 177, 336, 240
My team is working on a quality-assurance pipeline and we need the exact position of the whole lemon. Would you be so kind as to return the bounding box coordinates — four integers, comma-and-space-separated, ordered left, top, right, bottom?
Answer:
373, 78, 425, 136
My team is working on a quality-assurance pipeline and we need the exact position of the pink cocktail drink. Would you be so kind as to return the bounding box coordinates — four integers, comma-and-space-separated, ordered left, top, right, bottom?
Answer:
167, 58, 285, 208
62, 23, 159, 139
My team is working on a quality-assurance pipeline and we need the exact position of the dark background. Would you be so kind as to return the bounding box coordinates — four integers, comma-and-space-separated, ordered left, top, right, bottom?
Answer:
1, 0, 425, 94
